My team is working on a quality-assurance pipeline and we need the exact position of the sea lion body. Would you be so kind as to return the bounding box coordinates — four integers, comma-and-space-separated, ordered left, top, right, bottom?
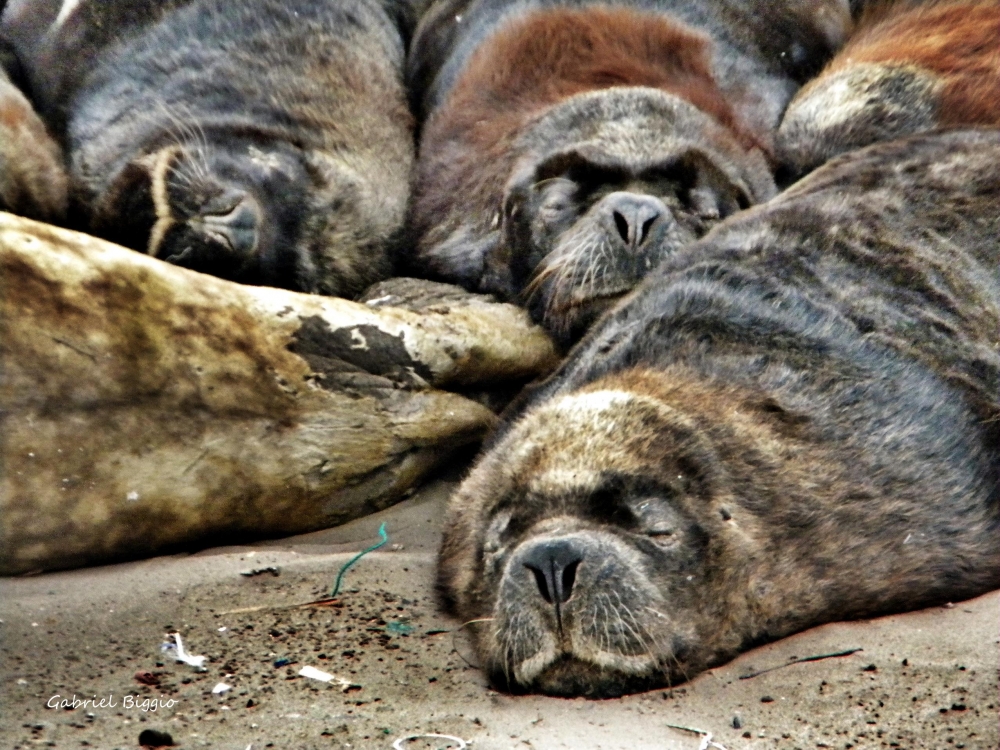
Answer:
0, 0, 416, 296
438, 129, 1000, 697
778, 0, 1000, 176
0, 44, 66, 222
408, 0, 851, 341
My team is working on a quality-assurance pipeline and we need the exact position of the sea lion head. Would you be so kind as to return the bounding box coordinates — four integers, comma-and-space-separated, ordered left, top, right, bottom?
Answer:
440, 370, 761, 697
92, 134, 394, 297
483, 88, 774, 342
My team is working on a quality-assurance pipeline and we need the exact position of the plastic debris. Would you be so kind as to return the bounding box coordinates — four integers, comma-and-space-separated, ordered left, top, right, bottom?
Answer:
386, 620, 414, 635
167, 632, 207, 671
330, 522, 389, 598
211, 682, 231, 695
392, 734, 468, 749
298, 665, 334, 682
273, 658, 292, 668
297, 666, 358, 691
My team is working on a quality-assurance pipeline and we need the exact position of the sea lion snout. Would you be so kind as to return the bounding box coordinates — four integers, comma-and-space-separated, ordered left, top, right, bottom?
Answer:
187, 191, 260, 259
598, 192, 668, 254
517, 536, 584, 606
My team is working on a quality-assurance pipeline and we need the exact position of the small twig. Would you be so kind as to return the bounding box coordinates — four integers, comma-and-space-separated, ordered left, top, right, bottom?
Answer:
216, 596, 344, 616
738, 648, 863, 680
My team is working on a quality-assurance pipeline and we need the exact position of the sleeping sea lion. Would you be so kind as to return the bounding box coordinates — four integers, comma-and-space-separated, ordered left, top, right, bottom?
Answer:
437, 129, 1000, 697
0, 53, 66, 222
0, 0, 416, 296
407, 0, 852, 342
778, 0, 1000, 177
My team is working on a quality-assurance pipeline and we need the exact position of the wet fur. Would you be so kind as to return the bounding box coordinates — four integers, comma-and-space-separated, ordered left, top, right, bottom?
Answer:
438, 130, 1000, 697
1, 0, 416, 296
408, 0, 851, 342
778, 0, 1000, 176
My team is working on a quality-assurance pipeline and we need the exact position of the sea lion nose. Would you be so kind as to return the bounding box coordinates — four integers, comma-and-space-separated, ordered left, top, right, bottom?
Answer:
521, 538, 583, 605
602, 192, 668, 251
192, 190, 260, 258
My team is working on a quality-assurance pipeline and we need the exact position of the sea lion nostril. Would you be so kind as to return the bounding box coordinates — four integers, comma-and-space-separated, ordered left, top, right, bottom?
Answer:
560, 560, 579, 603
613, 210, 630, 244
526, 564, 553, 603
639, 216, 656, 246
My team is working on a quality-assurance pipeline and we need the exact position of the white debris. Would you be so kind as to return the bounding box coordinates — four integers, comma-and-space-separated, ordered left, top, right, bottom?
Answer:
211, 682, 231, 695
393, 734, 468, 750
169, 632, 207, 670
126, 491, 140, 502
297, 665, 333, 682
297, 666, 357, 691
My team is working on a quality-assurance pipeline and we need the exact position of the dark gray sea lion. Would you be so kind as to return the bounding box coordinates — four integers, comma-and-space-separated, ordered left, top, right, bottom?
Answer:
437, 129, 1000, 697
407, 0, 852, 342
778, 0, 1000, 178
0, 0, 416, 296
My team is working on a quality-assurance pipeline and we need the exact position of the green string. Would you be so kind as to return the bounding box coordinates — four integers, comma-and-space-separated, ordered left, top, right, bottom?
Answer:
331, 522, 389, 598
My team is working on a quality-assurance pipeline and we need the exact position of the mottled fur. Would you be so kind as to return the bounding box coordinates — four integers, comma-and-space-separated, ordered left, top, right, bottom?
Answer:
439, 130, 1000, 697
778, 0, 1000, 176
1, 0, 416, 296
408, 0, 851, 342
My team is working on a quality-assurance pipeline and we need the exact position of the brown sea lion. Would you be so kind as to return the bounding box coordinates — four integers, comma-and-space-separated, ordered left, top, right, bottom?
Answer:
407, 0, 852, 343
778, 0, 1000, 177
437, 129, 1000, 697
0, 40, 66, 221
0, 0, 416, 296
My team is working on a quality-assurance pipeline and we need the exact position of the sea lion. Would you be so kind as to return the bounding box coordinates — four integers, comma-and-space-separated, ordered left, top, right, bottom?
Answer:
407, 0, 852, 342
0, 0, 416, 296
778, 0, 1000, 177
0, 39, 67, 221
437, 129, 1000, 697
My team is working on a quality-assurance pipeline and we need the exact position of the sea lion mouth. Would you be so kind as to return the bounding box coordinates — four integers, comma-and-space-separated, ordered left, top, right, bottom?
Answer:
502, 653, 663, 698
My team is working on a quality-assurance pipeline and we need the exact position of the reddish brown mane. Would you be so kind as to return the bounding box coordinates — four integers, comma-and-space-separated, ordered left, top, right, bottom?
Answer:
413, 6, 756, 250
833, 0, 1000, 126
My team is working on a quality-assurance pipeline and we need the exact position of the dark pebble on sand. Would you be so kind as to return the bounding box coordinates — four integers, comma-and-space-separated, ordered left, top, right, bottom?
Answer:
760, 696, 774, 703
138, 728, 174, 747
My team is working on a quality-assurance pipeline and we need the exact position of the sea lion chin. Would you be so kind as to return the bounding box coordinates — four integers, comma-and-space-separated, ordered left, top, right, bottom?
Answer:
438, 129, 1000, 697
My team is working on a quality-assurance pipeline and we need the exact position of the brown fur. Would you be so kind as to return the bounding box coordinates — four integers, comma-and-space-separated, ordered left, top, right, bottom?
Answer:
437, 129, 1000, 697
833, 0, 1000, 126
0, 66, 67, 221
413, 7, 761, 247
778, 0, 1000, 175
